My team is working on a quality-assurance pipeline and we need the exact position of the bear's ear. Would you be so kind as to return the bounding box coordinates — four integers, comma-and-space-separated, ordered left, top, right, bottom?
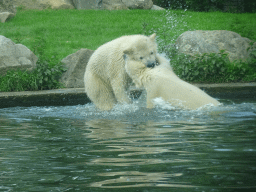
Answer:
149, 33, 156, 40
123, 48, 133, 55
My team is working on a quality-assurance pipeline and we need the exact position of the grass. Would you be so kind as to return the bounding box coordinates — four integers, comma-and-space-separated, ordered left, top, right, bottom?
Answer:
0, 9, 256, 91
1, 9, 255, 60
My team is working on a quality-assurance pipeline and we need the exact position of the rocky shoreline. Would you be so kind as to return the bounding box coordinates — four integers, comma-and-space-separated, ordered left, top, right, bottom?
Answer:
0, 83, 256, 108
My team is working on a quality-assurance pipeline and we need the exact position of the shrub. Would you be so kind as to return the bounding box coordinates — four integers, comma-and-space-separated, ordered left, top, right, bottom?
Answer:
33, 56, 66, 90
32, 37, 66, 90
170, 50, 256, 83
0, 70, 37, 92
0, 37, 66, 92
152, 0, 256, 13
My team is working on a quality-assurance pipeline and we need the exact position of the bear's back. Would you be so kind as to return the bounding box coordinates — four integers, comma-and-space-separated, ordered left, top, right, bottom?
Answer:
87, 35, 151, 76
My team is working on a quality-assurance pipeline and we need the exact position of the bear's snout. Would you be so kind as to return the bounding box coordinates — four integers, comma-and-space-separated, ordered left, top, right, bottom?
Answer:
147, 61, 156, 68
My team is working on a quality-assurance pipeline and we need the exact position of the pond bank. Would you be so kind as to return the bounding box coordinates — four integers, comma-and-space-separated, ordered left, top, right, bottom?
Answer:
0, 83, 256, 108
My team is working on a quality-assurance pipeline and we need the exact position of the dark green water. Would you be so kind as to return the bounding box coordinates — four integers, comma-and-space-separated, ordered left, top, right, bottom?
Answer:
0, 98, 256, 192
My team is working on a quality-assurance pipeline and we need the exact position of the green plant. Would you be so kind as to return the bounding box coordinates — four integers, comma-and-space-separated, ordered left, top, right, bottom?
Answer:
0, 58, 66, 92
0, 70, 34, 92
34, 56, 66, 90
171, 50, 256, 83
242, 42, 256, 81
0, 37, 66, 92
153, 0, 256, 13
32, 37, 66, 90
247, 41, 256, 65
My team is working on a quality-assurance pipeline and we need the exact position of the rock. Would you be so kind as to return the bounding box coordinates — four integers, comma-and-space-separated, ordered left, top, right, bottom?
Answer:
101, 0, 128, 10
0, 36, 38, 76
72, 0, 128, 10
122, 0, 153, 9
151, 5, 165, 10
48, 0, 74, 9
72, 0, 154, 10
5, 0, 153, 10
175, 30, 256, 62
12, 0, 74, 10
13, 0, 50, 10
60, 49, 94, 88
0, 12, 15, 23
72, 0, 99, 9
0, 0, 16, 22
0, 0, 17, 14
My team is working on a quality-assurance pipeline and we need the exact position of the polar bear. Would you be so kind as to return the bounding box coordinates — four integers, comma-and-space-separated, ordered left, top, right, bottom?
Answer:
123, 54, 220, 110
84, 33, 164, 111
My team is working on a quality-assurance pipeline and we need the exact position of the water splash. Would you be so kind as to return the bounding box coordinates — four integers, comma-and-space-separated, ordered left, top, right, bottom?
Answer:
0, 97, 255, 125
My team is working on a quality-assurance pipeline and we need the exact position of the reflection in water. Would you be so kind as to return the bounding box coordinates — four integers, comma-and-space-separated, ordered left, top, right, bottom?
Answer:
85, 119, 198, 167
91, 171, 188, 188
0, 99, 256, 191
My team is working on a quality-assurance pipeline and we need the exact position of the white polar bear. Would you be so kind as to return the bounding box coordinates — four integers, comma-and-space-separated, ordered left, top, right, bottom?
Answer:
124, 55, 220, 110
84, 33, 165, 111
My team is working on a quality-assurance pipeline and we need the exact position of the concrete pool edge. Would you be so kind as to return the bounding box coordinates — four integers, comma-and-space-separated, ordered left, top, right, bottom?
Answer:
0, 82, 256, 108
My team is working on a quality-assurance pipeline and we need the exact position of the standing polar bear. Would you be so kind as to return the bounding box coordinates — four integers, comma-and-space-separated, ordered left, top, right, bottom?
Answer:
124, 54, 220, 110
84, 33, 163, 110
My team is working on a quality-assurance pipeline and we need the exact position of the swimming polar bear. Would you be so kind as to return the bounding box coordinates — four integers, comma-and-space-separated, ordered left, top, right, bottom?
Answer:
123, 55, 220, 110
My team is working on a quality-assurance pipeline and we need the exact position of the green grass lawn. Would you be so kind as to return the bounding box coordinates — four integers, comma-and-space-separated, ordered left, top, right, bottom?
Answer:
1, 9, 255, 60
0, 9, 256, 91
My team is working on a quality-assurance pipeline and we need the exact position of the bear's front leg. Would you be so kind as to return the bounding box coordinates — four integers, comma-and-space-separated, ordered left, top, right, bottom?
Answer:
111, 77, 132, 104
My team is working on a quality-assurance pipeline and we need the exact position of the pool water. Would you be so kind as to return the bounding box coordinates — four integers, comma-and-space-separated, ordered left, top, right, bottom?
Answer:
0, 98, 256, 192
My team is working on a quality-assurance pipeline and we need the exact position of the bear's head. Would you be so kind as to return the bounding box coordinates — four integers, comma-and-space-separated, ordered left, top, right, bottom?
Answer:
123, 33, 158, 68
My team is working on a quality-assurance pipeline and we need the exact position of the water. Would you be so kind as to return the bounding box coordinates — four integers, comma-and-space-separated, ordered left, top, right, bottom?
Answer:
0, 98, 256, 192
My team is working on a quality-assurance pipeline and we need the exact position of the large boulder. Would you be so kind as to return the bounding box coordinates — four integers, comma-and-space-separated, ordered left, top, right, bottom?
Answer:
0, 0, 16, 23
48, 0, 74, 9
12, 0, 49, 10
72, 0, 128, 10
12, 0, 74, 10
100, 0, 128, 10
0, 12, 15, 23
122, 0, 153, 9
72, 0, 154, 10
0, 0, 17, 13
175, 30, 256, 62
151, 5, 165, 10
72, 0, 99, 9
60, 49, 94, 88
0, 36, 38, 76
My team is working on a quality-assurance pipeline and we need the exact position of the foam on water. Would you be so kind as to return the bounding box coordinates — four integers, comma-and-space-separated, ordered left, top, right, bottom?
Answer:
1, 98, 255, 124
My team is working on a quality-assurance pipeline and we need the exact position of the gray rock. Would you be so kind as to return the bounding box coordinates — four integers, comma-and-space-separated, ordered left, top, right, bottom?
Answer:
175, 30, 256, 62
48, 0, 75, 9
12, 0, 50, 10
60, 49, 94, 88
0, 0, 17, 14
72, 0, 127, 10
12, 0, 74, 10
122, 0, 153, 9
72, 0, 154, 10
0, 36, 38, 76
101, 0, 128, 10
72, 0, 100, 9
151, 5, 165, 10
0, 11, 15, 23
0, 0, 16, 22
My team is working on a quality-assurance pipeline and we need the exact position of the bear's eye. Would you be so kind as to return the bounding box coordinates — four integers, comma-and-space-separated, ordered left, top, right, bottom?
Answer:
151, 51, 154, 55
140, 56, 143, 60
